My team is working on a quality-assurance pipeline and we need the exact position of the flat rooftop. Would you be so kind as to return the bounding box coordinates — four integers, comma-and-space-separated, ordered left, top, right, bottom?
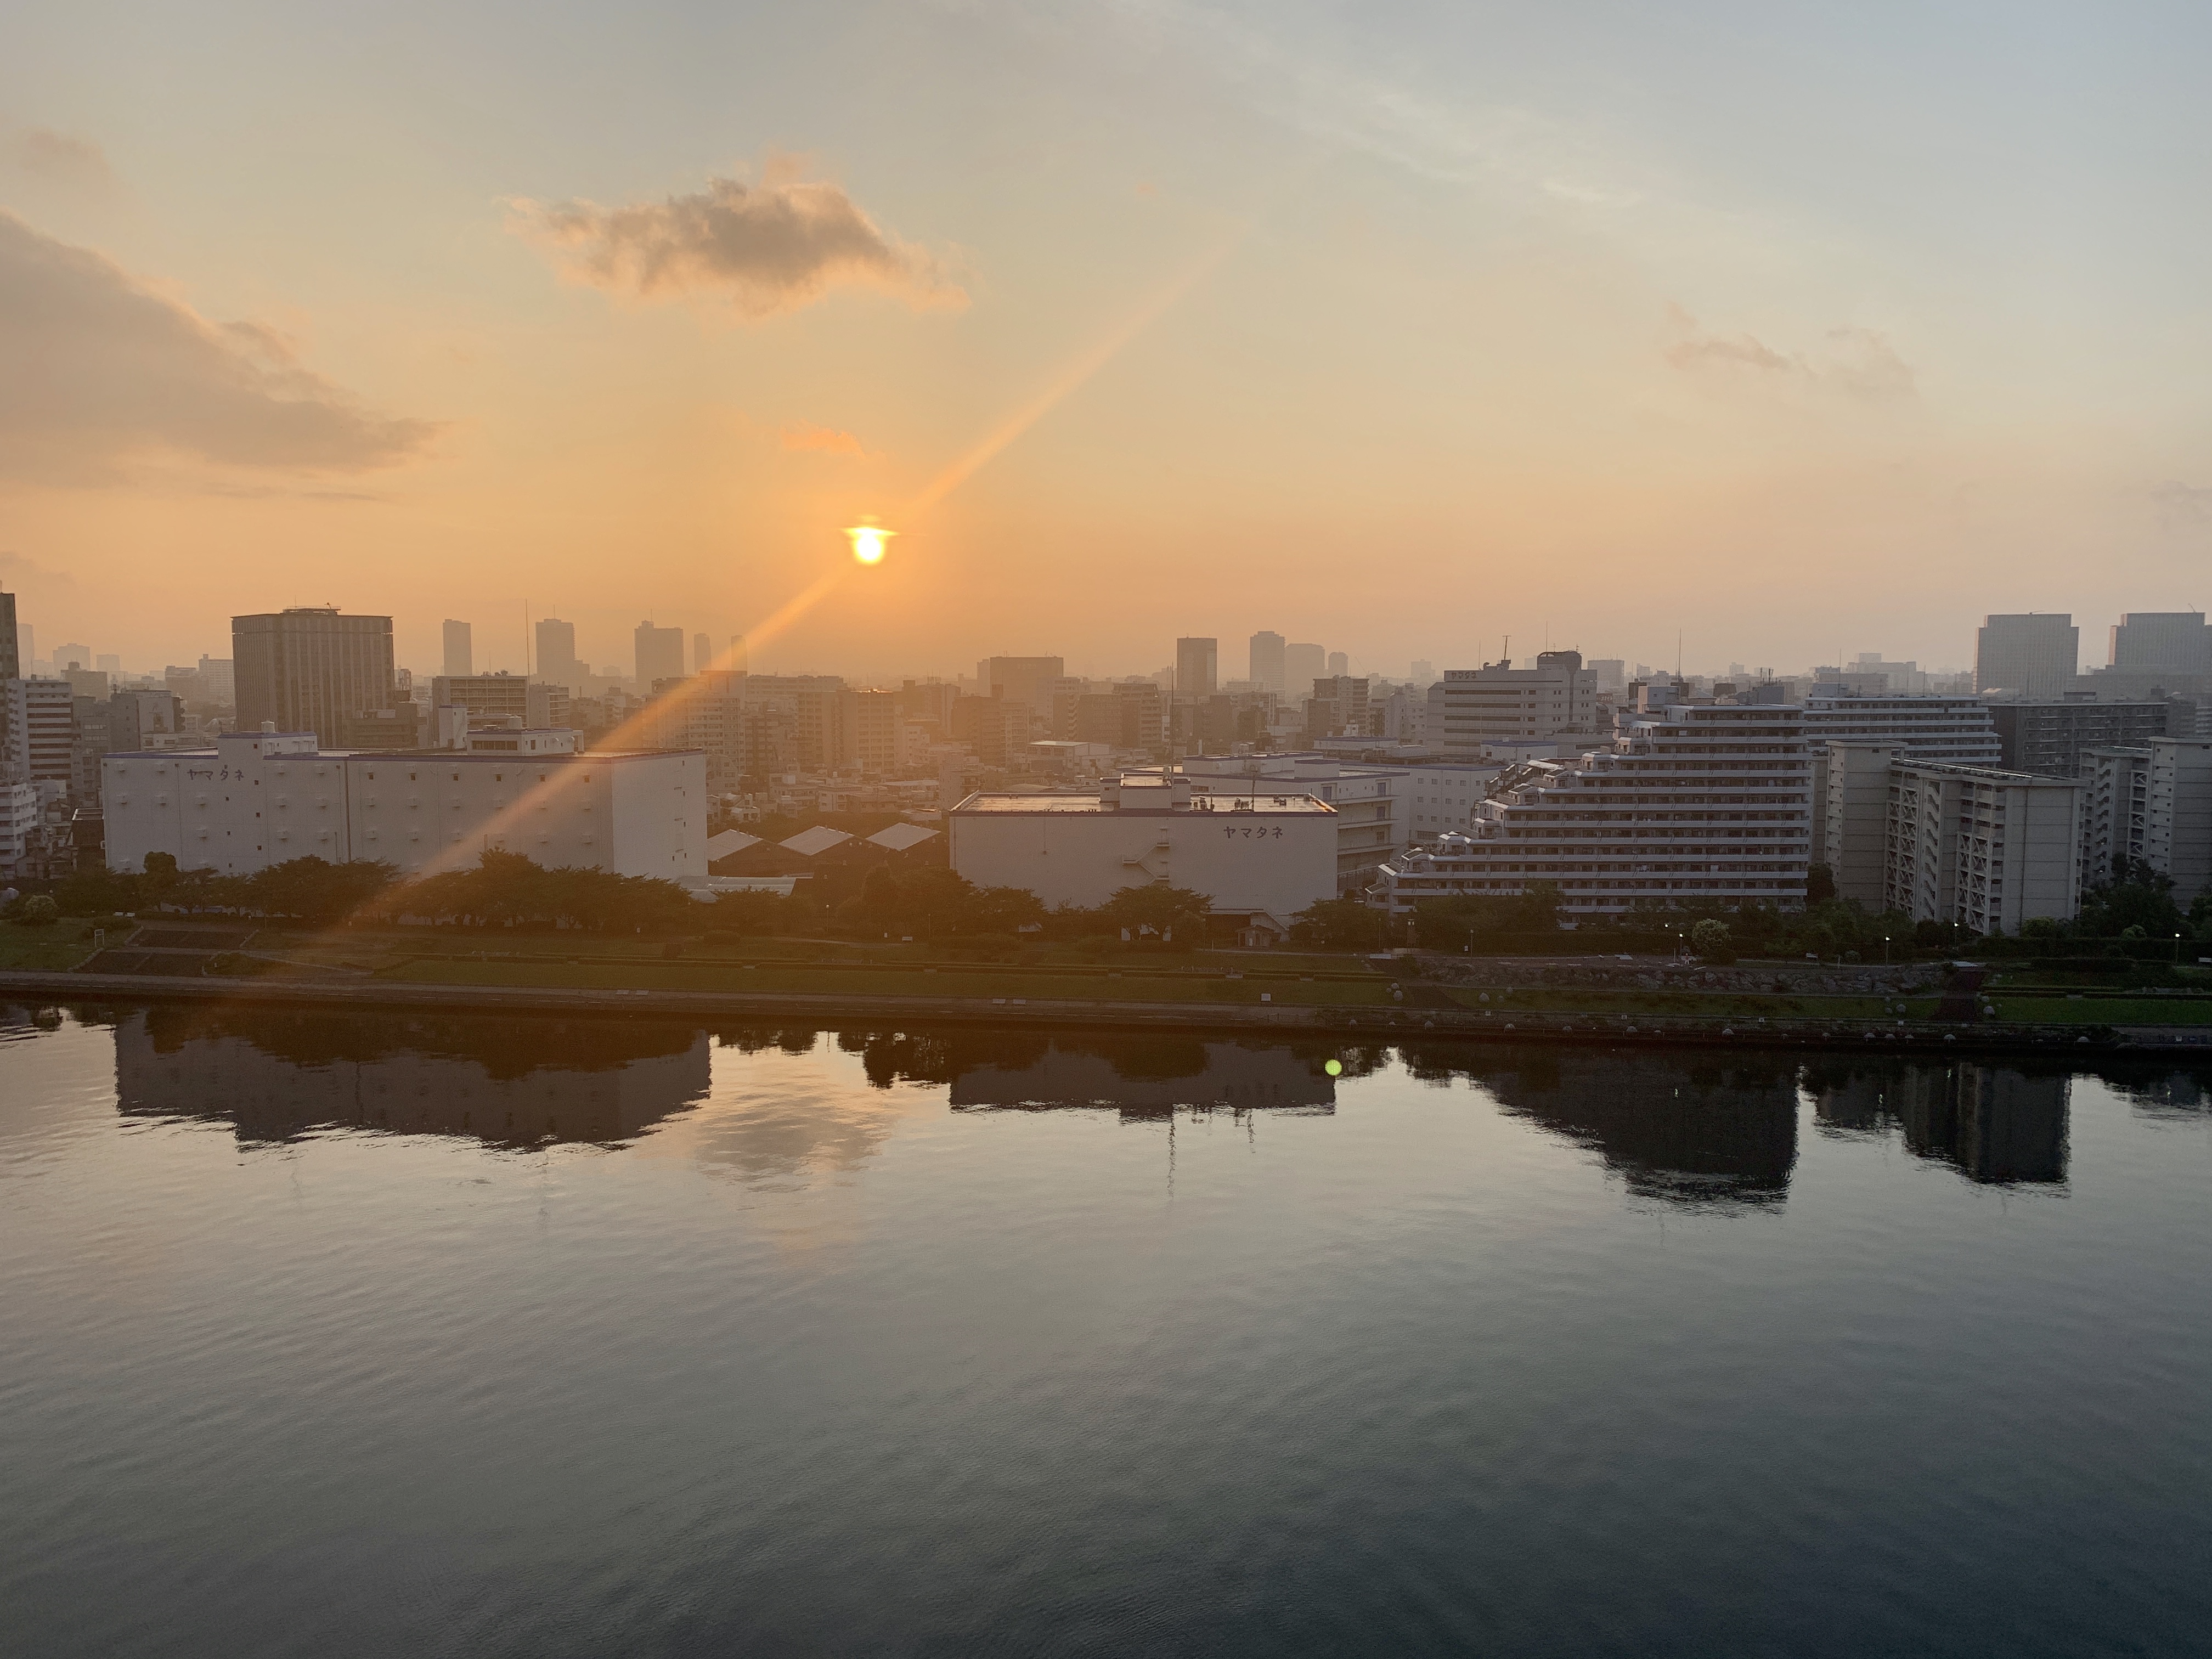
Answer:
956, 792, 1334, 815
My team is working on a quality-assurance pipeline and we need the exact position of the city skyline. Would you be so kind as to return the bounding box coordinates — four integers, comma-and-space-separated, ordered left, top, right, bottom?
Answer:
8, 5, 2212, 675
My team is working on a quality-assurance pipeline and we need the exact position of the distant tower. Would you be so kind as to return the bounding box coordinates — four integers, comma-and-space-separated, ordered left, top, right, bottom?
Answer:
1974, 614, 2077, 696
1175, 637, 1218, 698
728, 635, 750, 673
1285, 641, 1326, 691
534, 617, 581, 690
634, 622, 685, 688
1248, 631, 1286, 694
1327, 650, 1348, 678
694, 631, 714, 674
442, 619, 472, 679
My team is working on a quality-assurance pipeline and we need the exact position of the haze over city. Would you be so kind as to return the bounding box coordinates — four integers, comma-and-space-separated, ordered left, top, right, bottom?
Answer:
8, 9, 2212, 1659
9, 2, 2212, 678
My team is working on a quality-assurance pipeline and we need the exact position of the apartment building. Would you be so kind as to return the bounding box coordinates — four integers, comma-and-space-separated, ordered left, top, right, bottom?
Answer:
1989, 699, 2168, 776
1883, 761, 2082, 934
1370, 697, 1812, 917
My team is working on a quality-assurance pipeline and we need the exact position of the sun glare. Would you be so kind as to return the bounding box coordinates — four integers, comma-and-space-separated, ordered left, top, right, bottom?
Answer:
845, 522, 894, 565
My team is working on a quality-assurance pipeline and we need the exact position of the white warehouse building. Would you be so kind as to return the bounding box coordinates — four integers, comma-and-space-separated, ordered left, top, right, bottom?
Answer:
103, 730, 707, 883
949, 774, 1338, 939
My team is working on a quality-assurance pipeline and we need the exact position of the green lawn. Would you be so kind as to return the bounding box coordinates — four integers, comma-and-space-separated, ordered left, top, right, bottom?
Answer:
0, 921, 104, 971
1990, 996, 2212, 1025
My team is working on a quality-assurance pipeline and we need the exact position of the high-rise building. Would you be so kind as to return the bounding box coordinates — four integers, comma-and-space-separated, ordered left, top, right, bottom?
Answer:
1175, 637, 1218, 698
1430, 652, 1598, 758
1585, 659, 1626, 693
54, 642, 91, 672
2107, 612, 2211, 676
3, 677, 76, 787
727, 635, 750, 674
442, 620, 473, 679
232, 609, 397, 746
1882, 761, 2083, 933
693, 632, 714, 674
1, 592, 19, 680
534, 618, 583, 691
198, 656, 235, 708
1975, 614, 2078, 696
1285, 642, 1327, 690
1326, 650, 1348, 678
975, 657, 1065, 720
1249, 631, 1286, 694
1409, 659, 1436, 685
635, 622, 686, 689
1304, 675, 1372, 740
16, 623, 32, 674
1989, 700, 2168, 776
1372, 694, 1813, 917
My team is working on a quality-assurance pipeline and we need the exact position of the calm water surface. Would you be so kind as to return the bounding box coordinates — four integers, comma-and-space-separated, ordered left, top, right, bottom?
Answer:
3, 1004, 2209, 1657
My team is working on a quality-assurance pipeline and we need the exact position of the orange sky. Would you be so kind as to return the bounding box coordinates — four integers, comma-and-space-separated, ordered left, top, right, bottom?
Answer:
5, 3, 2210, 681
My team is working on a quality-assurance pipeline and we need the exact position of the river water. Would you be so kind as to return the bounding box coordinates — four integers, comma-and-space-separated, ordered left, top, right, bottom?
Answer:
3, 1003, 2208, 1657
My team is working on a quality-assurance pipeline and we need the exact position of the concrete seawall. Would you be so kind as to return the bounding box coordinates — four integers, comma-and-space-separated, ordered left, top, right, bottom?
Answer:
3, 969, 2205, 1057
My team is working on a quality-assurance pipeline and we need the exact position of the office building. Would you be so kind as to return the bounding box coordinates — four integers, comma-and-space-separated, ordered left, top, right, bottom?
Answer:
0, 778, 37, 874
1140, 753, 1409, 890
1285, 642, 1327, 690
4, 677, 80, 788
949, 774, 1336, 938
442, 620, 472, 679
1883, 761, 2082, 933
1370, 694, 1813, 917
693, 632, 714, 675
1304, 675, 1372, 741
635, 622, 686, 689
105, 731, 706, 882
432, 673, 571, 732
233, 609, 398, 748
534, 618, 583, 691
976, 657, 1066, 721
196, 655, 235, 708
1586, 658, 1625, 693
1175, 637, 1218, 698
1327, 651, 1348, 678
1430, 652, 1598, 759
2107, 612, 2210, 678
54, 642, 91, 672
1249, 631, 1286, 694
1989, 699, 2168, 776
1974, 614, 2078, 696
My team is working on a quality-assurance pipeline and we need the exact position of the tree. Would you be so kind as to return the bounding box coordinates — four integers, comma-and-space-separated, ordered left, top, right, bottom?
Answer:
1097, 882, 1212, 942
1805, 864, 1838, 906
7, 893, 60, 927
1690, 917, 1734, 962
1290, 896, 1385, 951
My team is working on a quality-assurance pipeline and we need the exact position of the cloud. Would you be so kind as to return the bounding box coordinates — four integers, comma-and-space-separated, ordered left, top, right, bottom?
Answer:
510, 154, 963, 318
4, 127, 118, 194
780, 420, 871, 457
1665, 309, 1916, 400
2149, 481, 2212, 531
0, 211, 438, 484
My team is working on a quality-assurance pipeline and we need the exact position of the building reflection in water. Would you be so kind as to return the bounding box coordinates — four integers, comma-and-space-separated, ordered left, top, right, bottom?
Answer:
111, 1006, 711, 1148
1805, 1058, 2070, 1184
1400, 1043, 1803, 1209
806, 1028, 1350, 1121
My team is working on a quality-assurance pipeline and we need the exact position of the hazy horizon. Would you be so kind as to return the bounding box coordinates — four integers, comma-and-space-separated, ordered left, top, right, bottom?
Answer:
7, 2, 2209, 679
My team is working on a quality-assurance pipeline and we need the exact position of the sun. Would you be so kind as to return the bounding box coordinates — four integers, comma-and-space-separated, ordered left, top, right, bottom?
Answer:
845, 521, 895, 565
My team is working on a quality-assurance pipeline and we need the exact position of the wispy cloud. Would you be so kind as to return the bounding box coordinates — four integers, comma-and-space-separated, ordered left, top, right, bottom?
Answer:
2149, 481, 2212, 531
780, 420, 872, 456
1665, 309, 1915, 401
511, 153, 963, 319
0, 211, 438, 485
3, 126, 119, 195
